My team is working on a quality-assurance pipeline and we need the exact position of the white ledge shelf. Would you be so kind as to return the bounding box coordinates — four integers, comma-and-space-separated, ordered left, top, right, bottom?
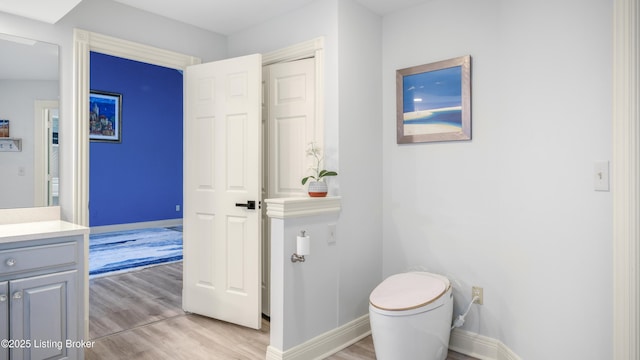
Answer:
0, 138, 22, 152
265, 196, 342, 219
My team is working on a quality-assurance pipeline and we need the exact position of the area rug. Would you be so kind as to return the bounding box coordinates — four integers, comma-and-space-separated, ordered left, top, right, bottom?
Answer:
89, 227, 183, 278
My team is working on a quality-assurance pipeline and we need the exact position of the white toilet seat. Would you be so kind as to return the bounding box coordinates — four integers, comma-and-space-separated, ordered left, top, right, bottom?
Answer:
369, 272, 450, 313
368, 271, 454, 360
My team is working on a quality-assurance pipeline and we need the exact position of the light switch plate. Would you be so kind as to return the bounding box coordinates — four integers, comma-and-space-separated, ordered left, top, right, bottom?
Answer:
594, 161, 610, 192
328, 223, 336, 244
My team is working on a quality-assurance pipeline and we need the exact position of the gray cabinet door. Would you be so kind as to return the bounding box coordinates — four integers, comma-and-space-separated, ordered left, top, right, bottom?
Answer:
10, 270, 77, 360
0, 281, 7, 360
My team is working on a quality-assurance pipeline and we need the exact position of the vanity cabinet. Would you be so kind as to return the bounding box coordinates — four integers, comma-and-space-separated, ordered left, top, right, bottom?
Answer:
0, 224, 87, 360
3, 270, 77, 360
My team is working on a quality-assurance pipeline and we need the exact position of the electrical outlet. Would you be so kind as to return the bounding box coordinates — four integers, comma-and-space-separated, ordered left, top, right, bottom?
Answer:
175, 205, 181, 212
472, 286, 483, 305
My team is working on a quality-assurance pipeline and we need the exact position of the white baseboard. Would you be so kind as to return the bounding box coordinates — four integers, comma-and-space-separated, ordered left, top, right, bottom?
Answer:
265, 316, 521, 360
266, 314, 371, 360
449, 328, 521, 360
90, 219, 183, 234
497, 341, 521, 360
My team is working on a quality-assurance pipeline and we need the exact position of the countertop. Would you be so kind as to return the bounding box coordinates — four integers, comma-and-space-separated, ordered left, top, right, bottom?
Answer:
0, 220, 88, 245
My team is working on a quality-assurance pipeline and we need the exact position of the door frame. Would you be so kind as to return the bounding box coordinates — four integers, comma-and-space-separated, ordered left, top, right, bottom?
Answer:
71, 29, 325, 225
72, 28, 325, 339
72, 29, 201, 339
612, 0, 639, 358
33, 100, 58, 207
71, 29, 202, 227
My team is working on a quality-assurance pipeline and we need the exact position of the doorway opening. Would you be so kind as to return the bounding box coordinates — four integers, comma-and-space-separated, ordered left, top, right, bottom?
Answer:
73, 29, 325, 338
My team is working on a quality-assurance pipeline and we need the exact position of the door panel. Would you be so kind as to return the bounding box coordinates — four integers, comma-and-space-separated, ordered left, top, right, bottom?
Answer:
10, 270, 77, 360
227, 216, 248, 292
183, 54, 262, 330
268, 58, 316, 198
226, 114, 248, 188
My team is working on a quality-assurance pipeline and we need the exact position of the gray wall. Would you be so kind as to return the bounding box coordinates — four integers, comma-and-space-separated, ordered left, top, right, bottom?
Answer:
0, 80, 58, 208
381, 0, 612, 358
233, 0, 614, 357
0, 0, 615, 358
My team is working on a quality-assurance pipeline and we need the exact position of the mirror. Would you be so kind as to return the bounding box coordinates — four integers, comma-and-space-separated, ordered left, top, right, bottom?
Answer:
0, 33, 59, 209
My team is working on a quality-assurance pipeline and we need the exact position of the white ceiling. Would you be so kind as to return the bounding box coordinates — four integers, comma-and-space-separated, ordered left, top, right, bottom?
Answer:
111, 0, 428, 34
0, 0, 83, 24
0, 0, 428, 35
0, 0, 427, 80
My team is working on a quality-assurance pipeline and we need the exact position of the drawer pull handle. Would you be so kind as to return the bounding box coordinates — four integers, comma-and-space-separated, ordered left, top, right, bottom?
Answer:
12, 291, 22, 300
5, 258, 16, 267
0, 294, 6, 302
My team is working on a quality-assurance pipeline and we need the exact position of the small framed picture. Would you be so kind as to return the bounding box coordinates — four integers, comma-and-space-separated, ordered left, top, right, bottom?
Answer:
0, 120, 9, 137
396, 55, 471, 144
90, 90, 122, 143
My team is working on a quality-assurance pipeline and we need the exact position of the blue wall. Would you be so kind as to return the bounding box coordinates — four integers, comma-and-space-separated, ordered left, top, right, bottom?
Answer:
90, 52, 183, 227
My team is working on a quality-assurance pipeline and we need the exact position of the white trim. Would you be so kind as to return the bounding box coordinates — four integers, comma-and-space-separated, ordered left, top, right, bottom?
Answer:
612, 0, 640, 358
72, 27, 201, 344
72, 29, 201, 227
266, 314, 371, 360
266, 346, 284, 360
90, 219, 183, 234
33, 100, 58, 207
496, 342, 522, 360
72, 29, 89, 226
76, 30, 201, 71
71, 31, 325, 226
265, 196, 342, 219
449, 329, 521, 360
262, 37, 324, 65
264, 315, 523, 360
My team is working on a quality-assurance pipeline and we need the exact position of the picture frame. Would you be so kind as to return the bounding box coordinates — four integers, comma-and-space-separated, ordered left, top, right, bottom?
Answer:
90, 90, 122, 143
396, 55, 471, 144
0, 120, 9, 137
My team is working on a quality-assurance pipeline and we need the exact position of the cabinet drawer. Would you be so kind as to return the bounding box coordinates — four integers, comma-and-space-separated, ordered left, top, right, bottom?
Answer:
0, 242, 77, 276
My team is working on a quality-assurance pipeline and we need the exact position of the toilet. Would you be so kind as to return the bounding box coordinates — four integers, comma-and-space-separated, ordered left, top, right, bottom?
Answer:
369, 272, 453, 360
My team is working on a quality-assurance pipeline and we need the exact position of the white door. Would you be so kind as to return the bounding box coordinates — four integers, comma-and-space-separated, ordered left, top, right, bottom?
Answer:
267, 58, 317, 198
183, 54, 263, 329
261, 58, 317, 316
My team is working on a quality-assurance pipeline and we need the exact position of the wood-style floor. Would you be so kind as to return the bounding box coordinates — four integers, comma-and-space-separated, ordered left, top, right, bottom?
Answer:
87, 262, 477, 360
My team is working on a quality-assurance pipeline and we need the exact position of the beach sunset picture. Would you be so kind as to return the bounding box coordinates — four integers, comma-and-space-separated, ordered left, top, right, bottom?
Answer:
396, 55, 471, 144
402, 66, 462, 135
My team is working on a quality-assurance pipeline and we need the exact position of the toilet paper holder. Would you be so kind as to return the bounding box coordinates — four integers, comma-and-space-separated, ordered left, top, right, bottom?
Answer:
291, 230, 310, 263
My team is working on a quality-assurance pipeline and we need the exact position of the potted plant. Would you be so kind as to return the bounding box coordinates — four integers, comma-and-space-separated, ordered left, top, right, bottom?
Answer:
301, 142, 337, 197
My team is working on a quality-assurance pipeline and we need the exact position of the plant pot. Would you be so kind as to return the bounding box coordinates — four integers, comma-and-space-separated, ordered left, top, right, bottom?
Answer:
307, 181, 328, 197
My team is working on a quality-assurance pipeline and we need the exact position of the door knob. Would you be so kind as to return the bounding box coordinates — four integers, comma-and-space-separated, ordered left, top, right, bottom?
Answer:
235, 200, 257, 210
5, 258, 16, 267
0, 294, 6, 302
12, 291, 22, 300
